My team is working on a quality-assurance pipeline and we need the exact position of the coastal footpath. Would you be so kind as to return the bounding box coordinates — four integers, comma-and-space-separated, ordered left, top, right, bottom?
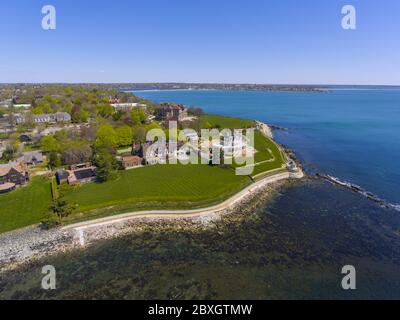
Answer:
0, 167, 303, 272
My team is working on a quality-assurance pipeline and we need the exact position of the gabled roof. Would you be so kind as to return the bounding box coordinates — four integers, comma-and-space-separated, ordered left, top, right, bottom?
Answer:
23, 151, 44, 163
0, 162, 27, 177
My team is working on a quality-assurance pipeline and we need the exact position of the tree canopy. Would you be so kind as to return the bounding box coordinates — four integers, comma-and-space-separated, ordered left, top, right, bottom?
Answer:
95, 124, 118, 150
40, 135, 61, 153
116, 125, 133, 147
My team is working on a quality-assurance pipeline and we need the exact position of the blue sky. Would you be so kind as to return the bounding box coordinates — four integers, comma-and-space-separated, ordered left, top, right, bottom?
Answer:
0, 0, 399, 84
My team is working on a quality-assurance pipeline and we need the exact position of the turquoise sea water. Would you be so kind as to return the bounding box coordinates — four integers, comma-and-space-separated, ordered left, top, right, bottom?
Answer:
134, 89, 400, 205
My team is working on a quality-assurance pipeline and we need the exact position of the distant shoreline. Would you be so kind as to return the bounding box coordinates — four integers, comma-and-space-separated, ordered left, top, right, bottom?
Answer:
125, 87, 400, 96
122, 88, 328, 93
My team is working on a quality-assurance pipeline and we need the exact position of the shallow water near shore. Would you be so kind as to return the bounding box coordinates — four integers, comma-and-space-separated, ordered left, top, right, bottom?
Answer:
1, 180, 400, 299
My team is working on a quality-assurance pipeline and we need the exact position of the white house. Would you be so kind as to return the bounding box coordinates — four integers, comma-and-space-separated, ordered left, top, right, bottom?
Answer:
15, 112, 71, 124
211, 132, 253, 157
111, 103, 147, 111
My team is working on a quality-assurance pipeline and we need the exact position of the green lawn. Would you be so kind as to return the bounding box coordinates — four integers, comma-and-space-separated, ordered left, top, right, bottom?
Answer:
229, 131, 286, 177
0, 177, 52, 233
117, 146, 132, 155
62, 164, 251, 222
253, 131, 276, 163
251, 131, 286, 176
23, 144, 42, 152
200, 114, 255, 129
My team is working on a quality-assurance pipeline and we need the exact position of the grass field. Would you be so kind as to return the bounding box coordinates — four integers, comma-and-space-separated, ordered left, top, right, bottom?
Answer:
117, 146, 132, 155
251, 131, 286, 176
0, 114, 288, 232
22, 144, 42, 152
200, 114, 255, 129
62, 164, 251, 221
0, 177, 52, 233
253, 131, 275, 163
229, 131, 286, 177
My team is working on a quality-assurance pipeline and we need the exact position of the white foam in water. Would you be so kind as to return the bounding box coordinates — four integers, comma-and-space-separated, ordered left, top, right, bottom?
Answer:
388, 203, 400, 212
321, 174, 400, 212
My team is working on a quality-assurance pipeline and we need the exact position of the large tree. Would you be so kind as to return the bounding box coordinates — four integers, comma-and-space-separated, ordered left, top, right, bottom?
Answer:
48, 151, 62, 168
131, 109, 146, 125
40, 135, 61, 153
79, 126, 97, 142
133, 126, 147, 143
71, 107, 89, 123
49, 199, 73, 224
96, 103, 113, 118
95, 124, 118, 150
94, 148, 117, 182
116, 125, 133, 147
61, 144, 92, 165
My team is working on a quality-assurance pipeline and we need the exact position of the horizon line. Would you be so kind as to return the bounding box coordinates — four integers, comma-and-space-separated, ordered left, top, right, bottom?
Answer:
1, 82, 400, 87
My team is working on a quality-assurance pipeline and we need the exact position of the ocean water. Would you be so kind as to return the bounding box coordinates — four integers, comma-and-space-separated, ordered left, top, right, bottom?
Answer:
1, 180, 400, 299
134, 89, 400, 205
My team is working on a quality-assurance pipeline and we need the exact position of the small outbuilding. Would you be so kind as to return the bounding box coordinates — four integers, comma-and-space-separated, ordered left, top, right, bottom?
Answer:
121, 155, 143, 169
55, 170, 69, 185
68, 166, 97, 185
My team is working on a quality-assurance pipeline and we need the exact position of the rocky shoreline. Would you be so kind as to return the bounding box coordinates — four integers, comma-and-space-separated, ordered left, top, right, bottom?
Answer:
0, 226, 75, 272
255, 120, 273, 139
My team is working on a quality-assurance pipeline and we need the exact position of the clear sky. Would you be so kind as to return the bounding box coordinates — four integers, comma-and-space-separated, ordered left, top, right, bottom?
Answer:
0, 0, 399, 84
